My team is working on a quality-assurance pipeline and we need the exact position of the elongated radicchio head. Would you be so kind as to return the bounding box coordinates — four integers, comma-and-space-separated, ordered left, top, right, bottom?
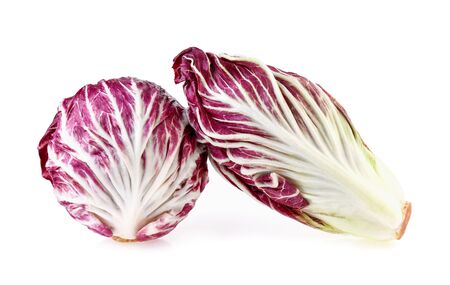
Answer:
173, 47, 411, 240
39, 78, 208, 241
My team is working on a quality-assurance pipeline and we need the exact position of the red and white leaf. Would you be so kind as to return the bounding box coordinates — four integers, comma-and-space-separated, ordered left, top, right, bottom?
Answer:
39, 77, 208, 241
173, 48, 408, 240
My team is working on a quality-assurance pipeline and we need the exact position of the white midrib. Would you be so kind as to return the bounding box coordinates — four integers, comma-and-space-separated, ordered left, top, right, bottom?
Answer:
244, 100, 401, 230
201, 102, 399, 228
108, 83, 186, 239
111, 81, 144, 239
105, 81, 170, 240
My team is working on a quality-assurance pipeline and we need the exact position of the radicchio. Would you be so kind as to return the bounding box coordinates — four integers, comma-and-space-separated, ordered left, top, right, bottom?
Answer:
173, 47, 410, 240
39, 77, 208, 241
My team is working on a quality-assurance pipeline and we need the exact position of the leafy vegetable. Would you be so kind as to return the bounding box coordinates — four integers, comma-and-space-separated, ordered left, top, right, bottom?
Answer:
173, 47, 411, 240
39, 77, 208, 241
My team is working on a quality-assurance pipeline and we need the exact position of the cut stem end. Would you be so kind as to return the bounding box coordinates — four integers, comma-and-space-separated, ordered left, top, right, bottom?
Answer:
111, 236, 140, 243
396, 202, 412, 240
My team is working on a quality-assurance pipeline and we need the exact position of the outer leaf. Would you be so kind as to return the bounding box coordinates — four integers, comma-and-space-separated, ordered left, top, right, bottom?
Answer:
173, 47, 410, 240
39, 78, 208, 241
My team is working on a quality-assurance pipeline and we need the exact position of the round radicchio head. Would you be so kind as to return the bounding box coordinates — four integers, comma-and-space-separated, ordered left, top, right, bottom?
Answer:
39, 77, 208, 242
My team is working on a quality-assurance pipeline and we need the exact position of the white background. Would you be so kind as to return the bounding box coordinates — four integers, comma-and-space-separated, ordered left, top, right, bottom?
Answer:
0, 0, 448, 284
